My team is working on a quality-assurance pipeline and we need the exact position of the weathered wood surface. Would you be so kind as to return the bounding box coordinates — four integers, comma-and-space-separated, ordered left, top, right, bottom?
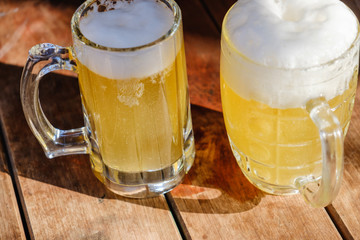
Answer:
0, 133, 25, 239
0, 0, 221, 112
332, 83, 360, 240
0, 0, 75, 65
168, 0, 347, 239
1, 0, 360, 239
0, 1, 183, 239
181, 0, 222, 112
0, 62, 182, 239
172, 105, 342, 239
193, 0, 360, 239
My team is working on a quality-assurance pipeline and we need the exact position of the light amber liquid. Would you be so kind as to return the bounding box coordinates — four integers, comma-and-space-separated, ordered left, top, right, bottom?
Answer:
77, 47, 188, 174
221, 72, 357, 189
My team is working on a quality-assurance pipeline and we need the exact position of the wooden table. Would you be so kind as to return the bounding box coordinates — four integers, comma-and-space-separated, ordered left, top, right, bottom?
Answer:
1, 0, 360, 239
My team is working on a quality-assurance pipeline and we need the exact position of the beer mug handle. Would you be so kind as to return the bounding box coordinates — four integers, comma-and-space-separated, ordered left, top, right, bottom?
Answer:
295, 97, 344, 207
20, 43, 90, 158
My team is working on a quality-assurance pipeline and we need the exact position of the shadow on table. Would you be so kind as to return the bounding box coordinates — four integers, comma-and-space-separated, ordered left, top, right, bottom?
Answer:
170, 104, 265, 214
0, 62, 263, 213
0, 62, 154, 206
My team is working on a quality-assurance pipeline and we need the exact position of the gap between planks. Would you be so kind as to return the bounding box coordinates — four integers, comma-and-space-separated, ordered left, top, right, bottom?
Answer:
326, 205, 354, 240
190, 0, 357, 239
199, 0, 221, 33
0, 119, 34, 239
165, 193, 192, 240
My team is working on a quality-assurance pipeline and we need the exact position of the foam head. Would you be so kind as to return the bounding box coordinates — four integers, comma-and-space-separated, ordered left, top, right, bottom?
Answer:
73, 0, 179, 79
224, 0, 358, 68
221, 0, 359, 109
79, 0, 174, 49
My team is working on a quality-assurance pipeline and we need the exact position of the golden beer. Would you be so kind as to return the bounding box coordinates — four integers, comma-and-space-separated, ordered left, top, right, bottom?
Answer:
220, 0, 359, 197
21, 0, 194, 198
221, 72, 357, 191
68, 0, 196, 197
77, 45, 188, 175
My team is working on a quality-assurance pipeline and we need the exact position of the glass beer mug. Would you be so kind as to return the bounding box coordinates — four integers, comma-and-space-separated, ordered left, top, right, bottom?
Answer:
20, 0, 195, 198
220, 0, 360, 207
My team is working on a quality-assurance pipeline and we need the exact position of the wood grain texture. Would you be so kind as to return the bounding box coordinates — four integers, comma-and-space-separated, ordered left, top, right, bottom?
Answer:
200, 0, 235, 29
329, 4, 360, 239
0, 63, 181, 239
331, 83, 360, 240
0, 135, 25, 239
198, 0, 360, 239
170, 0, 360, 239
0, 0, 77, 66
179, 0, 222, 112
0, 0, 222, 113
0, 0, 359, 239
171, 105, 341, 240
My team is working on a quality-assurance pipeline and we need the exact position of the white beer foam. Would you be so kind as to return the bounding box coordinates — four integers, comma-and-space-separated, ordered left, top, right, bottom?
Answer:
222, 0, 359, 108
74, 0, 178, 79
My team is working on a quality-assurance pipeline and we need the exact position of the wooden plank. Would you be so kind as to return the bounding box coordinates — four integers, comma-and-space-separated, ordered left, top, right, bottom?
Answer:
199, 0, 235, 29
172, 104, 342, 239
170, 0, 346, 239
198, 0, 360, 238
0, 0, 74, 66
0, 1, 182, 239
0, 62, 182, 239
180, 0, 222, 112
0, 0, 357, 239
0, 133, 25, 239
331, 2, 360, 239
331, 83, 360, 240
0, 0, 222, 113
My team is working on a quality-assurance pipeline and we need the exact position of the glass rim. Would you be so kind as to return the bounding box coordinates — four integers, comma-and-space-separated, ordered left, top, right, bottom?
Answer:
222, 2, 360, 72
71, 0, 181, 52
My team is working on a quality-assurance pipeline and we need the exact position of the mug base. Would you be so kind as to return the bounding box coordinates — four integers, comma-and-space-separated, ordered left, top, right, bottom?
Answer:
92, 155, 187, 198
